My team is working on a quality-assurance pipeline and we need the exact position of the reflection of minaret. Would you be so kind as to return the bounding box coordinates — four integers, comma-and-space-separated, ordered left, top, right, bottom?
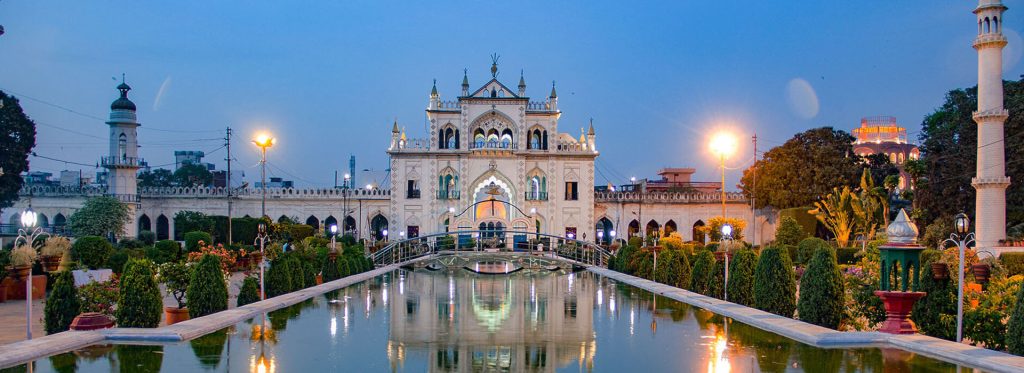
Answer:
972, 0, 1011, 250
102, 78, 143, 237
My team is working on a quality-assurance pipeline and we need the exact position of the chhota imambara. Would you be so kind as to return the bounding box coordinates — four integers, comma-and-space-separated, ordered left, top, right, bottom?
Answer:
4, 61, 767, 246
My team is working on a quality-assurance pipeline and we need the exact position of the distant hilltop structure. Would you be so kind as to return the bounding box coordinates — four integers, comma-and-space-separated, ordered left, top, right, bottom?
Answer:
852, 116, 920, 190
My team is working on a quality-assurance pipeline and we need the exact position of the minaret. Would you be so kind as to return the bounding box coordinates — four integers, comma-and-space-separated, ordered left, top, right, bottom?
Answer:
518, 70, 526, 96
429, 79, 439, 110
972, 0, 1010, 250
549, 81, 558, 111
587, 119, 596, 152
390, 119, 400, 150
461, 69, 469, 96
103, 78, 142, 237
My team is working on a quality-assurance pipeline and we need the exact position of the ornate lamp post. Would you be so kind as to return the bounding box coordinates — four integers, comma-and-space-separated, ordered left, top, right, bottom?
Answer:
254, 223, 270, 301
944, 212, 974, 342
252, 134, 275, 219
874, 209, 927, 334
721, 223, 733, 301
14, 207, 48, 340
329, 224, 339, 259
343, 173, 351, 235
709, 132, 737, 222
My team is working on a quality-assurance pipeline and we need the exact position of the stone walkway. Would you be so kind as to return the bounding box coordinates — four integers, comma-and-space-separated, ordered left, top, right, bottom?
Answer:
0, 272, 248, 347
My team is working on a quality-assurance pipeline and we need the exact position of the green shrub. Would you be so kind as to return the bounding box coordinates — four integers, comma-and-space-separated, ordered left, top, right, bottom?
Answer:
145, 241, 177, 265
727, 249, 757, 307
322, 258, 341, 281
653, 250, 691, 289
633, 251, 654, 280
116, 259, 163, 328
71, 236, 114, 270
286, 255, 306, 291
779, 206, 818, 239
107, 248, 145, 274
690, 250, 716, 295
237, 277, 260, 307
231, 216, 262, 245
627, 236, 643, 248
708, 259, 725, 299
836, 248, 859, 265
912, 250, 958, 340
44, 271, 81, 334
1002, 253, 1024, 277
705, 242, 719, 252
612, 245, 638, 273
337, 257, 352, 277
754, 247, 797, 317
186, 254, 228, 318
184, 231, 213, 253
138, 230, 156, 245
1008, 279, 1024, 356
340, 234, 356, 247
797, 247, 844, 329
782, 244, 798, 264
304, 261, 317, 287
774, 216, 807, 246
267, 257, 292, 297
797, 237, 829, 265
118, 238, 145, 250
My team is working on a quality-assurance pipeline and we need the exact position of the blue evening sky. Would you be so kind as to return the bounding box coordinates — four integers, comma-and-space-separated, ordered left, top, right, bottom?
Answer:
1, 1, 1021, 189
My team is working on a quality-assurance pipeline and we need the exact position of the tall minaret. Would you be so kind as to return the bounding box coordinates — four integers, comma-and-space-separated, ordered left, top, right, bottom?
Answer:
972, 0, 1010, 250
103, 79, 142, 237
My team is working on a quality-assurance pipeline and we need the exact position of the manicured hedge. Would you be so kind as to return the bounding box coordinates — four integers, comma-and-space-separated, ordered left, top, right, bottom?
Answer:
774, 216, 807, 246
287, 255, 306, 291
653, 250, 690, 288
44, 271, 80, 334
237, 277, 260, 307
184, 231, 213, 253
107, 248, 145, 274
147, 240, 181, 264
797, 237, 829, 265
138, 230, 156, 245
1008, 282, 1024, 356
912, 249, 957, 340
303, 261, 317, 287
727, 249, 757, 307
1002, 252, 1024, 277
337, 257, 352, 278
753, 246, 797, 317
71, 236, 114, 270
186, 254, 228, 318
708, 259, 725, 299
797, 247, 844, 329
322, 258, 341, 281
267, 258, 292, 298
116, 259, 163, 328
690, 250, 716, 295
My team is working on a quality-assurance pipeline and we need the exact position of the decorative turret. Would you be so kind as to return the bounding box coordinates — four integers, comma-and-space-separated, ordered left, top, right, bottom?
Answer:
461, 69, 469, 96
518, 70, 526, 96
429, 79, 439, 110
972, 0, 1011, 250
587, 119, 596, 152
103, 77, 142, 237
549, 81, 558, 111
390, 119, 401, 150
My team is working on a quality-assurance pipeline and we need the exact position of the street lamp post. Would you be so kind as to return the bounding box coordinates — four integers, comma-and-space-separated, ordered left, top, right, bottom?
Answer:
253, 134, 275, 219
254, 223, 270, 301
721, 223, 733, 301
330, 224, 338, 255
710, 132, 737, 225
943, 213, 974, 343
15, 208, 48, 340
343, 173, 351, 236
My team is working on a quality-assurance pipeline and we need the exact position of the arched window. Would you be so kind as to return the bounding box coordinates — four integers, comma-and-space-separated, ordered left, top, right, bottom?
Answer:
628, 220, 640, 238
596, 218, 613, 244
985, 17, 991, 33
118, 133, 128, 160
139, 214, 152, 233
665, 220, 677, 235
994, 16, 999, 32
306, 215, 320, 231
343, 216, 356, 234
371, 214, 389, 241
474, 129, 485, 148
324, 215, 338, 233
500, 128, 513, 148
53, 213, 66, 227
693, 220, 706, 243
157, 215, 170, 240
530, 129, 541, 149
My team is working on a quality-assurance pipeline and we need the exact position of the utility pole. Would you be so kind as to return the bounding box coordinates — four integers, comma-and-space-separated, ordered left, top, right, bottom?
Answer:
225, 127, 233, 244
752, 133, 757, 246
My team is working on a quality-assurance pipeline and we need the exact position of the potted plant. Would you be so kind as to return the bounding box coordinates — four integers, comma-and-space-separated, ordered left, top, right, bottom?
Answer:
10, 244, 37, 280
40, 237, 71, 272
158, 262, 192, 325
931, 260, 950, 280
972, 262, 992, 285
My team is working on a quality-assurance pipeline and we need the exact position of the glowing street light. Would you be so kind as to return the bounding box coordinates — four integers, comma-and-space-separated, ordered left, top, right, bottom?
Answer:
709, 131, 737, 222
252, 133, 275, 219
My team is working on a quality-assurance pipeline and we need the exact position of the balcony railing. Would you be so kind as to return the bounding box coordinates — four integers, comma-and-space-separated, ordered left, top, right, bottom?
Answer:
108, 193, 141, 203
406, 190, 421, 199
470, 141, 517, 150
525, 191, 548, 201
101, 156, 144, 168
437, 190, 460, 200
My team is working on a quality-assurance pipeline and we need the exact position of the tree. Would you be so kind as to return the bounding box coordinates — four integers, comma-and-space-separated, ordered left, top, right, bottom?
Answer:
727, 249, 757, 307
237, 277, 260, 307
797, 247, 845, 329
138, 168, 174, 188
173, 163, 213, 187
740, 127, 862, 209
809, 186, 859, 248
0, 91, 37, 209
701, 217, 746, 242
856, 168, 888, 239
186, 254, 228, 318
116, 259, 163, 328
916, 77, 1024, 228
44, 271, 81, 334
774, 216, 807, 246
68, 196, 131, 238
174, 211, 214, 240
753, 246, 797, 317
689, 250, 716, 295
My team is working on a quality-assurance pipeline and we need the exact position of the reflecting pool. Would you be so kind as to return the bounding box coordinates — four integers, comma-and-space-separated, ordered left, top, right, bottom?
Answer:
2, 266, 979, 372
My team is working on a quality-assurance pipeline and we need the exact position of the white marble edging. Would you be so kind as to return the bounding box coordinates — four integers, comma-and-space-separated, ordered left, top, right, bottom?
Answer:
0, 259, 419, 370
588, 266, 1024, 373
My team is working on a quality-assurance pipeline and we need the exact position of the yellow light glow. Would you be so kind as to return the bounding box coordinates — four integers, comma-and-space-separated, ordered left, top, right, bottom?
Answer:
709, 132, 737, 159
253, 133, 275, 148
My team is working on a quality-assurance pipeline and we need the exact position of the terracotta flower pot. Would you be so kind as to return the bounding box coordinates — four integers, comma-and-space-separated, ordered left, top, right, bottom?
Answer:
41, 255, 61, 272
70, 312, 114, 331
10, 265, 31, 280
931, 262, 949, 280
316, 274, 323, 285
164, 307, 190, 325
972, 264, 991, 284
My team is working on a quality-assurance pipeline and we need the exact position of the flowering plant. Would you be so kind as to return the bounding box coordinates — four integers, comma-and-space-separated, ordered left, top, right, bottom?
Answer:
187, 240, 236, 275
78, 277, 120, 318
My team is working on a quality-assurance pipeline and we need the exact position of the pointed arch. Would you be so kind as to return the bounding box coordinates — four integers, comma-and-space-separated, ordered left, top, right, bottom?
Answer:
646, 220, 660, 237
306, 215, 320, 231
324, 215, 338, 232
628, 219, 640, 238
53, 213, 67, 227
693, 220, 706, 243
370, 214, 389, 241
664, 219, 677, 235
343, 216, 355, 234
139, 214, 152, 233
277, 215, 291, 223
157, 215, 170, 240
596, 217, 614, 244
36, 213, 49, 228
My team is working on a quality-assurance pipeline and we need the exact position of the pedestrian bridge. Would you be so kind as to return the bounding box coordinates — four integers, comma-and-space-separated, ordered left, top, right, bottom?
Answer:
370, 230, 611, 268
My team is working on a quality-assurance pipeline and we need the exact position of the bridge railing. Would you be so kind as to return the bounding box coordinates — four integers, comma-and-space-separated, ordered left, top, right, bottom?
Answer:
370, 230, 611, 268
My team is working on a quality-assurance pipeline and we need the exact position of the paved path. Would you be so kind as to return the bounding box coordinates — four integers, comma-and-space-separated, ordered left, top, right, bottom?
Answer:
0, 272, 248, 347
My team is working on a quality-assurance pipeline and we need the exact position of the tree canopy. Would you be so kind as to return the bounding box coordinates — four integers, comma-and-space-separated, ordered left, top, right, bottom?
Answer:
68, 196, 132, 238
138, 168, 174, 188
0, 91, 37, 208
915, 76, 1024, 229
173, 163, 213, 187
740, 127, 862, 210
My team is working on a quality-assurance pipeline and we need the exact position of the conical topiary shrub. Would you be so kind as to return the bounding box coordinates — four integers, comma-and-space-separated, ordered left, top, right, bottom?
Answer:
266, 257, 292, 297
754, 246, 797, 317
287, 255, 306, 291
303, 261, 316, 287
708, 259, 725, 299
44, 270, 81, 334
337, 257, 352, 278
237, 276, 260, 307
322, 258, 340, 282
797, 237, 829, 266
797, 246, 845, 328
690, 250, 716, 295
186, 254, 228, 318
1007, 279, 1024, 356
116, 258, 163, 328
653, 250, 691, 288
727, 249, 757, 307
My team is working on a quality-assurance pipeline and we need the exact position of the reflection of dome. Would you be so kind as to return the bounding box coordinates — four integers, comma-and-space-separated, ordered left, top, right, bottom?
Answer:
472, 277, 513, 331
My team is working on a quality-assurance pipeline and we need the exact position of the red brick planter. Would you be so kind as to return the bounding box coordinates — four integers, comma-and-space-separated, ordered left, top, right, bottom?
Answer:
874, 291, 925, 334
70, 312, 115, 331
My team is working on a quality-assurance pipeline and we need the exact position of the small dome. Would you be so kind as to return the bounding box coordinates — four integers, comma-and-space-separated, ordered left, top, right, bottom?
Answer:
111, 82, 136, 111
886, 209, 919, 244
